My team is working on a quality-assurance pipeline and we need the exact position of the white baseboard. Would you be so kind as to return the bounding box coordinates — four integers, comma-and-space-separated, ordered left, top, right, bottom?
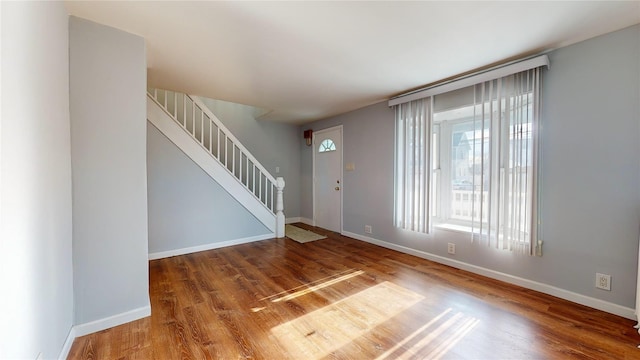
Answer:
59, 305, 150, 359
59, 233, 272, 357
58, 326, 77, 360
342, 231, 636, 320
148, 233, 273, 260
72, 305, 151, 339
285, 217, 314, 226
299, 217, 315, 226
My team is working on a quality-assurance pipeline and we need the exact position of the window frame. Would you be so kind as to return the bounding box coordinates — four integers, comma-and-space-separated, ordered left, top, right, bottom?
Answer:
392, 59, 545, 255
432, 90, 536, 235
433, 114, 488, 229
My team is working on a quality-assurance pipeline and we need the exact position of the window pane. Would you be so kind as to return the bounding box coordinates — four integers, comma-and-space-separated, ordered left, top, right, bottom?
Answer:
450, 119, 489, 223
319, 139, 336, 153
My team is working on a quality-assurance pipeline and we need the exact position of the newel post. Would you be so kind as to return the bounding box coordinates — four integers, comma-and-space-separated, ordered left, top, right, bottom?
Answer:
276, 177, 286, 238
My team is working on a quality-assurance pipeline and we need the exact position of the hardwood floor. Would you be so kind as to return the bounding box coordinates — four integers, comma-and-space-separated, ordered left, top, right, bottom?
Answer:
68, 224, 640, 359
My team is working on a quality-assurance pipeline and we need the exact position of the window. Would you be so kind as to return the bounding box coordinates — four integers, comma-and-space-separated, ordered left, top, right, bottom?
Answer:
434, 108, 490, 225
318, 139, 336, 153
393, 64, 543, 256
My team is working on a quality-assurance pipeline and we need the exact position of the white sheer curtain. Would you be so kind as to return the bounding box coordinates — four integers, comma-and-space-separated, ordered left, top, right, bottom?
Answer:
469, 68, 541, 255
395, 98, 432, 233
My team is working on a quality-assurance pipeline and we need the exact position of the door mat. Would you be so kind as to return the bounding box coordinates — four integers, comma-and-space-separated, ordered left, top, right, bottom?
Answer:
285, 225, 327, 243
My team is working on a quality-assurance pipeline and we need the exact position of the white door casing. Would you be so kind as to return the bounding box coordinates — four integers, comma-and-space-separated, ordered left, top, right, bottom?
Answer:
313, 126, 343, 232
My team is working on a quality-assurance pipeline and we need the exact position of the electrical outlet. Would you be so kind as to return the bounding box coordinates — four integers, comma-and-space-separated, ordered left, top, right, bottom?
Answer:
364, 225, 372, 234
447, 243, 456, 255
596, 273, 611, 291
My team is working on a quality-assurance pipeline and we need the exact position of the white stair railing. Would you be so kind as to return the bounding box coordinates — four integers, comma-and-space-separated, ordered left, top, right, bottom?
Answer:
148, 88, 285, 237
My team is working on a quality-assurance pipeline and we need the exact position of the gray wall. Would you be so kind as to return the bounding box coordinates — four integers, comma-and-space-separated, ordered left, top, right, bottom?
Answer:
198, 98, 301, 218
299, 102, 395, 225
0, 2, 74, 358
70, 17, 150, 324
300, 25, 640, 309
147, 123, 269, 254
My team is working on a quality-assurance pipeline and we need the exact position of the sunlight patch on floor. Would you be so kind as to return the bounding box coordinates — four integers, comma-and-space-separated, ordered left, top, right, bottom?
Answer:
375, 308, 453, 359
377, 308, 480, 359
260, 269, 365, 303
271, 281, 424, 359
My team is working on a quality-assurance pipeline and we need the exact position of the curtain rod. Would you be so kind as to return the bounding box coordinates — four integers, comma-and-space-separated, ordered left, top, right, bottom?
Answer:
388, 53, 550, 107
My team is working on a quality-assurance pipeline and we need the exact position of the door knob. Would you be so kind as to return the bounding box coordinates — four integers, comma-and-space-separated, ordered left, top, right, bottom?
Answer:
335, 186, 340, 190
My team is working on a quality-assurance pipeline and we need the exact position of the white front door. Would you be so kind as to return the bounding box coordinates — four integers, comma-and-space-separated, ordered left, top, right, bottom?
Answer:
314, 126, 342, 232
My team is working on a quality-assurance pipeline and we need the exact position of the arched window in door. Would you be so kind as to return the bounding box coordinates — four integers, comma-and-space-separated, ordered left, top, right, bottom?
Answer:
318, 139, 336, 153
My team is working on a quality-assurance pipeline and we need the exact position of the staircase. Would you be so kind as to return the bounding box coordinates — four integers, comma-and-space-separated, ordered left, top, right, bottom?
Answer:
146, 88, 285, 237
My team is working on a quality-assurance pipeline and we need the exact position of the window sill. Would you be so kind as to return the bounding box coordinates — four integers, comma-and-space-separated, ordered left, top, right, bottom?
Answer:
433, 223, 472, 234
434, 222, 488, 236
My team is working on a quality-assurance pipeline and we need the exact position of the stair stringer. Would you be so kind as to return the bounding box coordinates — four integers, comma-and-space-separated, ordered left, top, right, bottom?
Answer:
147, 95, 276, 233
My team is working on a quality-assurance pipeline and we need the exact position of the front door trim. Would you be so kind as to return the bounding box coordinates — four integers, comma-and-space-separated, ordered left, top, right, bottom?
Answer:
312, 125, 343, 233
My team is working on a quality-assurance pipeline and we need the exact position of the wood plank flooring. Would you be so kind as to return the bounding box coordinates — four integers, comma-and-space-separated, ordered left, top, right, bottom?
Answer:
68, 224, 640, 359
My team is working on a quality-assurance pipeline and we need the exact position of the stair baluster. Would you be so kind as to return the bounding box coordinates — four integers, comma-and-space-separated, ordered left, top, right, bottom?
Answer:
147, 88, 284, 237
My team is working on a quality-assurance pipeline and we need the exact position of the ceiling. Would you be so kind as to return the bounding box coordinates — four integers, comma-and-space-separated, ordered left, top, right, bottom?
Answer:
64, 1, 640, 124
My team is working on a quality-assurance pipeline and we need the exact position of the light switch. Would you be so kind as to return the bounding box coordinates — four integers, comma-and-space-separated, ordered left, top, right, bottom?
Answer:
275, 166, 280, 173
346, 162, 355, 171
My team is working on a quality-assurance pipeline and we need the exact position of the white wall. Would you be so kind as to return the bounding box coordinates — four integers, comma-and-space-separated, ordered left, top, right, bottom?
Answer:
147, 122, 270, 255
0, 2, 74, 358
70, 17, 150, 326
300, 25, 640, 315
